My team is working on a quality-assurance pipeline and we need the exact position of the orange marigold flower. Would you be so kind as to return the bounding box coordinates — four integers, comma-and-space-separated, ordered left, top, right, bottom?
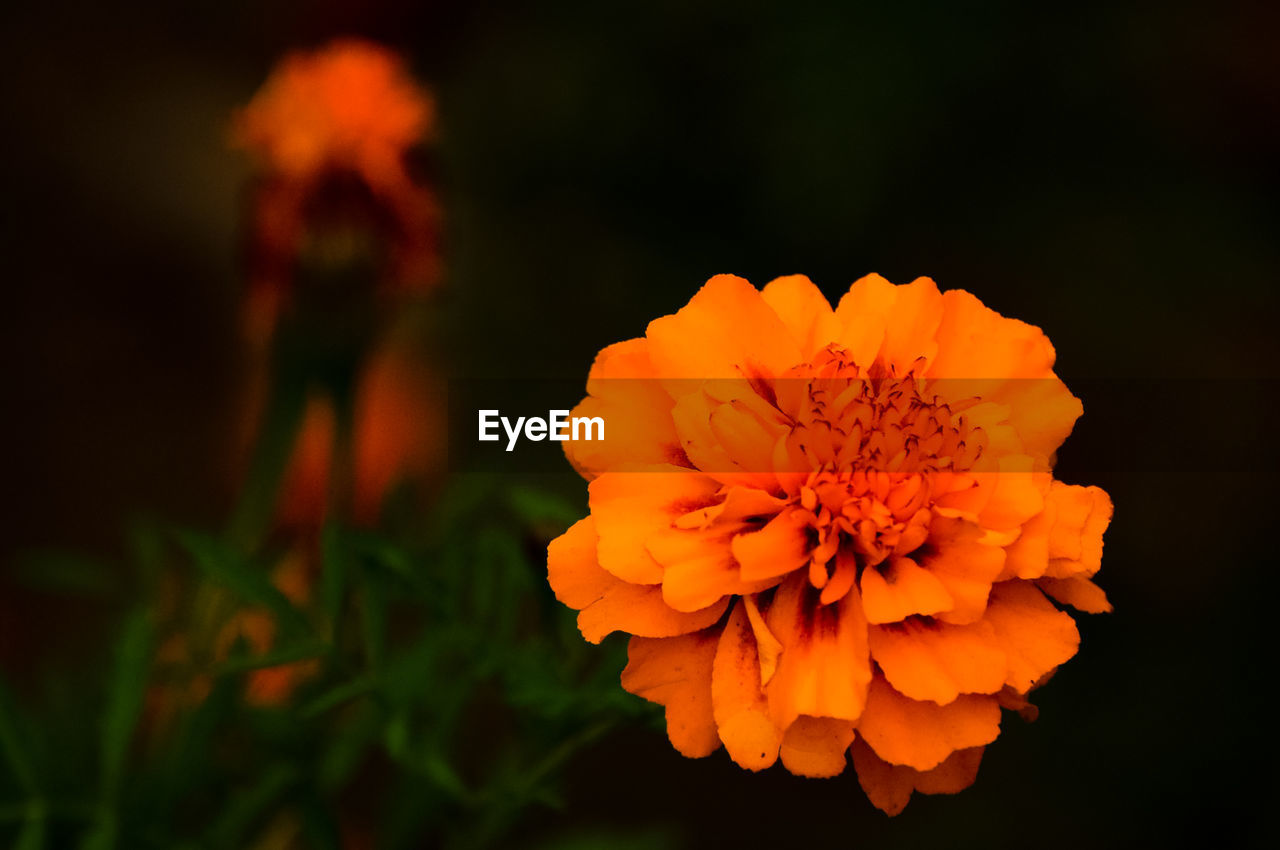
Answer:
233, 38, 433, 189
547, 273, 1113, 814
233, 39, 441, 344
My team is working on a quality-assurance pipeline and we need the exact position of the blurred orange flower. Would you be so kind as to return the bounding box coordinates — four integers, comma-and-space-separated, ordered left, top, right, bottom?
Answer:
234, 38, 432, 190
548, 274, 1112, 814
232, 39, 441, 344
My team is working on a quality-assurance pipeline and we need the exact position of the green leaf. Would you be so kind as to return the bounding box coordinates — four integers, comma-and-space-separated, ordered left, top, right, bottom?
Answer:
215, 641, 330, 676
13, 799, 46, 850
100, 610, 153, 800
203, 763, 296, 850
506, 485, 582, 528
0, 680, 37, 793
173, 530, 310, 637
359, 576, 388, 671
319, 524, 346, 626
299, 677, 376, 720
226, 379, 306, 550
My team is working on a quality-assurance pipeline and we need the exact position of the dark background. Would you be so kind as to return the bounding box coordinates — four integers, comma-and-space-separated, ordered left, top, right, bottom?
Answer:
3, 1, 1277, 847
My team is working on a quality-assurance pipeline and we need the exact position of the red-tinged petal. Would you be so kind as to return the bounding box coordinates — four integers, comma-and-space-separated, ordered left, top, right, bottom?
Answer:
732, 509, 813, 583
1038, 576, 1112, 613
549, 515, 731, 643
851, 736, 916, 815
984, 581, 1079, 692
674, 486, 788, 530
645, 274, 803, 380
860, 556, 954, 624
912, 746, 985, 795
765, 574, 872, 730
779, 715, 856, 777
868, 617, 1007, 705
579, 584, 729, 645
650, 524, 781, 612
588, 467, 720, 584
857, 676, 1000, 771
851, 737, 986, 815
920, 518, 1006, 625
819, 550, 858, 606
622, 631, 721, 758
761, 275, 841, 361
712, 601, 783, 771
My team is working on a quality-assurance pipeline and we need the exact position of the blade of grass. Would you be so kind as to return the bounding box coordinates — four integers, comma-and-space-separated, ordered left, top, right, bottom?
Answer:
204, 763, 296, 850
174, 531, 310, 636
100, 611, 152, 800
215, 641, 331, 676
0, 680, 37, 793
299, 677, 376, 720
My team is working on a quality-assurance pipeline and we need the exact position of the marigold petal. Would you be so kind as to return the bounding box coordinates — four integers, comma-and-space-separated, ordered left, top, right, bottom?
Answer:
743, 594, 782, 684
993, 378, 1082, 465
920, 518, 1006, 625
851, 737, 916, 815
868, 617, 1007, 705
1001, 496, 1056, 580
857, 676, 1000, 771
976, 456, 1048, 531
984, 581, 1079, 692
760, 275, 841, 360
621, 631, 721, 758
878, 277, 944, 373
833, 273, 896, 370
547, 517, 730, 643
712, 601, 783, 771
779, 715, 856, 777
547, 517, 616, 610
929, 289, 1057, 381
589, 467, 720, 584
578, 585, 729, 645
651, 524, 780, 612
851, 737, 986, 815
860, 556, 954, 624
566, 339, 686, 477
732, 509, 813, 582
765, 574, 872, 730
911, 746, 985, 795
670, 388, 782, 490
1037, 576, 1112, 613
645, 274, 803, 380
1044, 483, 1113, 578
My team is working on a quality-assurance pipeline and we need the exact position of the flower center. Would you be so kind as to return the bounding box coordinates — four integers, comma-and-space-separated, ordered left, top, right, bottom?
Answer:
773, 346, 986, 588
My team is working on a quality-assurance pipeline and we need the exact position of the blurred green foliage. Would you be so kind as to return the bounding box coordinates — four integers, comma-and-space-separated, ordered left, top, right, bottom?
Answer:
0, 469, 660, 849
